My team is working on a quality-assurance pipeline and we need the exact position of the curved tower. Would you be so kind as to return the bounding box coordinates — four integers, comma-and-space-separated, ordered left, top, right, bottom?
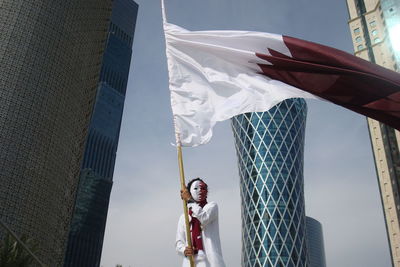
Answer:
231, 99, 308, 267
0, 1, 112, 266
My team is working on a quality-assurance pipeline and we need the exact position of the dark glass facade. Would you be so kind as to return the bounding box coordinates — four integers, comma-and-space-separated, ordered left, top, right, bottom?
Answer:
0, 1, 111, 266
231, 99, 308, 267
306, 217, 326, 267
63, 1, 138, 266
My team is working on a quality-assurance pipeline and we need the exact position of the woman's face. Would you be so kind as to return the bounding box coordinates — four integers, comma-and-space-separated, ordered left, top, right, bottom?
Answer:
190, 180, 208, 202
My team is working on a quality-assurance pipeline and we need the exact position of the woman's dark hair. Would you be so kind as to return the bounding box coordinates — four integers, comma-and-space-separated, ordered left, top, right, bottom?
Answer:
187, 177, 207, 191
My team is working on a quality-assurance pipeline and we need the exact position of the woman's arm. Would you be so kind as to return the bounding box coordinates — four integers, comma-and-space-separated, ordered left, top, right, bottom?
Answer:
175, 215, 186, 255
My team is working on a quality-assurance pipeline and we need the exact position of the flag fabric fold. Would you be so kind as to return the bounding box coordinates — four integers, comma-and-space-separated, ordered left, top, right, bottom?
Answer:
163, 22, 400, 147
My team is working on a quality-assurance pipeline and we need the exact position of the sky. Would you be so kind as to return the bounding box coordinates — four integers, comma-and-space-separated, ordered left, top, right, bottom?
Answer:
100, 1, 392, 267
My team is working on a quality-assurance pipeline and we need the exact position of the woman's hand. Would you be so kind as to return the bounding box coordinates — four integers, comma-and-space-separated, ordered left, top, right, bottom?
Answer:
184, 247, 194, 257
180, 188, 192, 201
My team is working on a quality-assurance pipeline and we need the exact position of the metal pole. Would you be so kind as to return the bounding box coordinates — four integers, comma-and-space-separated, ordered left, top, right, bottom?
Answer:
177, 145, 195, 267
0, 218, 47, 267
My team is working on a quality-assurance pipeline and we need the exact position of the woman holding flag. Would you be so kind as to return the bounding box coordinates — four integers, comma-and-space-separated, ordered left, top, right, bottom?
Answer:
176, 178, 226, 267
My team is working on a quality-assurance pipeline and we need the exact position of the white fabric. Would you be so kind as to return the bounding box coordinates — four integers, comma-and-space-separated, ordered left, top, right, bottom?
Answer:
163, 22, 318, 147
176, 202, 226, 267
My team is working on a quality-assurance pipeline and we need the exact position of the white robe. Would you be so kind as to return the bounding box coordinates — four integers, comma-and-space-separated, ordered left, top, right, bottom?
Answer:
176, 201, 226, 267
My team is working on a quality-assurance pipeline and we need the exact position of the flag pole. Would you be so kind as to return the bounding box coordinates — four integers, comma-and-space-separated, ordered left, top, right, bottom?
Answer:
161, 0, 194, 264
177, 143, 196, 267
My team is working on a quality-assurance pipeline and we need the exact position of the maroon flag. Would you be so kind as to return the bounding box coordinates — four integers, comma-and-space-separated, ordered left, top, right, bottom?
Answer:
257, 36, 400, 130
164, 22, 400, 146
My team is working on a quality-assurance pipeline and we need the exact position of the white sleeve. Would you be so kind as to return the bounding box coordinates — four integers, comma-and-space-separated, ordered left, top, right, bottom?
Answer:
189, 202, 218, 227
175, 215, 186, 255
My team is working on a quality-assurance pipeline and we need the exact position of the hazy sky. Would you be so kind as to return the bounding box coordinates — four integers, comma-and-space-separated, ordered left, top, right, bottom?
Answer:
100, 1, 392, 266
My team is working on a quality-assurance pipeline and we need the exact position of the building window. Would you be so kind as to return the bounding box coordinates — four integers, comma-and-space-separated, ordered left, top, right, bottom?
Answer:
356, 36, 362, 43
372, 29, 378, 36
354, 28, 360, 34
374, 38, 381, 43
370, 20, 377, 27
357, 44, 364, 50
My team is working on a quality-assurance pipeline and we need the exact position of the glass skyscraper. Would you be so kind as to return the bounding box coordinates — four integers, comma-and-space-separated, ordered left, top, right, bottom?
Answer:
306, 217, 326, 267
231, 99, 308, 267
63, 1, 138, 266
0, 1, 112, 266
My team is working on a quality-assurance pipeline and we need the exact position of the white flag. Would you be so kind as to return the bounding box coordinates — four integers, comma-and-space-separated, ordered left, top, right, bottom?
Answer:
164, 22, 317, 147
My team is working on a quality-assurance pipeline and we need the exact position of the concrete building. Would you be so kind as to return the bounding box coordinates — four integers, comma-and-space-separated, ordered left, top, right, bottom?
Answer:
0, 0, 112, 266
306, 217, 326, 267
63, 1, 138, 266
231, 99, 309, 267
346, 1, 400, 266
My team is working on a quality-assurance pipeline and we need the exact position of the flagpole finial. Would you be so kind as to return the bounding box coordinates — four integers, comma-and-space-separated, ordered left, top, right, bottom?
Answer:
161, 0, 167, 23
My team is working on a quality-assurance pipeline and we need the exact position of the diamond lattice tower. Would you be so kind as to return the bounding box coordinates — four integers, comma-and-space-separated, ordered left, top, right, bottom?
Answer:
231, 98, 308, 267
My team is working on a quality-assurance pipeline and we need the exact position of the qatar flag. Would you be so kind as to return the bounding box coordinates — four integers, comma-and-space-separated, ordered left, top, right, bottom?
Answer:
163, 22, 400, 147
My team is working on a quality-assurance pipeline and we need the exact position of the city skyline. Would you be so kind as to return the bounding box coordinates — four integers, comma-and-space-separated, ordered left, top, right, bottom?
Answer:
100, 1, 392, 267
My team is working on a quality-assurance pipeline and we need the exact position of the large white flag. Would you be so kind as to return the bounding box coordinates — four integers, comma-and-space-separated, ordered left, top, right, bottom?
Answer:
164, 22, 400, 147
164, 22, 318, 147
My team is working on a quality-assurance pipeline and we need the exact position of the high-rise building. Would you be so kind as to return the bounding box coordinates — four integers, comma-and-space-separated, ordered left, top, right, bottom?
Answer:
0, 1, 112, 266
63, 0, 138, 266
306, 216, 326, 267
346, 1, 400, 266
231, 99, 309, 267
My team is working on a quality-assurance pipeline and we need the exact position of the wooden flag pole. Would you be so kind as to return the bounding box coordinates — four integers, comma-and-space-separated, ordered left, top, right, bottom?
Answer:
177, 144, 195, 267
161, 0, 194, 265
